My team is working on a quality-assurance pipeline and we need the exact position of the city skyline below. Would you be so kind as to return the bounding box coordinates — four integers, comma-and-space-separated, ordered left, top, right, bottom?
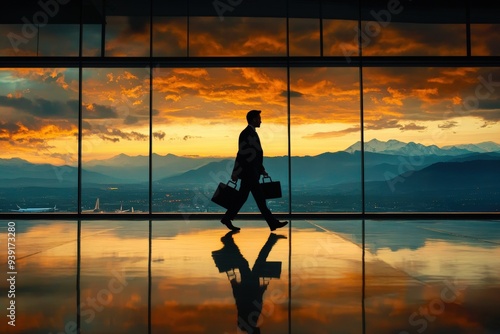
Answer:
1, 137, 499, 214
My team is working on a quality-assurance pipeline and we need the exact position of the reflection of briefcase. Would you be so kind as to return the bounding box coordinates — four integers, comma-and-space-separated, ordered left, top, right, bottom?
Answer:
253, 261, 282, 279
260, 176, 282, 199
211, 181, 239, 209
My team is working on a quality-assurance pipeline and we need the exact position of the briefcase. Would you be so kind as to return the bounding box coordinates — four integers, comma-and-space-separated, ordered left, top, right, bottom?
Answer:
260, 176, 282, 199
211, 181, 239, 209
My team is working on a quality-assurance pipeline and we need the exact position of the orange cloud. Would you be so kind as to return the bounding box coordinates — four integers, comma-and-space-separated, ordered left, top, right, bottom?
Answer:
153, 18, 188, 56
189, 17, 286, 56
363, 23, 466, 56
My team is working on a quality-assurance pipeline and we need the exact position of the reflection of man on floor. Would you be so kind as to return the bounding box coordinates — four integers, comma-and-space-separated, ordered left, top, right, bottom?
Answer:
212, 231, 286, 333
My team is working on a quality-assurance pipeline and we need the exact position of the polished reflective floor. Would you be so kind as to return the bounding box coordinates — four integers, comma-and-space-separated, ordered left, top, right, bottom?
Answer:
0, 219, 499, 334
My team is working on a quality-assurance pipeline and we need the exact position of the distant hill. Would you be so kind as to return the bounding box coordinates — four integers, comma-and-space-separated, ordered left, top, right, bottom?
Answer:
85, 153, 220, 181
2, 138, 500, 191
155, 151, 500, 188
156, 153, 362, 187
365, 159, 500, 195
0, 157, 128, 187
442, 141, 500, 153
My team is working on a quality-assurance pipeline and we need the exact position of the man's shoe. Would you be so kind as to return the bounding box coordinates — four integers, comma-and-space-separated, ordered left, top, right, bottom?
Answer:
269, 221, 288, 231
221, 218, 240, 231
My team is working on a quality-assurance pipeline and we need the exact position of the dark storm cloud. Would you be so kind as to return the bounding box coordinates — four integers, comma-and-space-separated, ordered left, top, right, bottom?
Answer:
31, 98, 77, 118
0, 95, 33, 110
438, 121, 458, 129
281, 90, 304, 98
0, 121, 21, 134
124, 115, 139, 125
0, 95, 77, 119
83, 103, 119, 119
183, 135, 201, 141
365, 118, 401, 130
399, 123, 427, 131
100, 135, 120, 142
97, 128, 148, 142
471, 109, 500, 122
153, 131, 166, 140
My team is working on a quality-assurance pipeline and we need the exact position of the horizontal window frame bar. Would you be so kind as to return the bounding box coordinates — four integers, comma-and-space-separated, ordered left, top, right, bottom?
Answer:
0, 212, 498, 220
1, 56, 500, 68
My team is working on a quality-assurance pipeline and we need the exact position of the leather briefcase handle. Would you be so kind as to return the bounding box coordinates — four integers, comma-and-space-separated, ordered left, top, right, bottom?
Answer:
261, 175, 273, 183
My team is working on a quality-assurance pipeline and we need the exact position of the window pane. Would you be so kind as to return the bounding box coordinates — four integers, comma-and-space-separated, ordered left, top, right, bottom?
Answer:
0, 68, 78, 213
471, 24, 500, 56
152, 67, 288, 213
289, 18, 320, 56
82, 68, 150, 213
363, 67, 500, 212
105, 16, 150, 57
361, 22, 466, 56
153, 17, 187, 57
290, 67, 361, 212
189, 17, 286, 56
38, 24, 79, 56
323, 19, 358, 57
82, 24, 102, 56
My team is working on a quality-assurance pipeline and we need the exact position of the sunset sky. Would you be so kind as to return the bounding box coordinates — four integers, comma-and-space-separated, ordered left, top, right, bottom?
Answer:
0, 18, 499, 165
0, 64, 499, 165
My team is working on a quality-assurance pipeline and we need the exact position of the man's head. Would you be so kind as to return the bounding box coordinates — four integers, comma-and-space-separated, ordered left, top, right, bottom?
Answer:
246, 109, 262, 127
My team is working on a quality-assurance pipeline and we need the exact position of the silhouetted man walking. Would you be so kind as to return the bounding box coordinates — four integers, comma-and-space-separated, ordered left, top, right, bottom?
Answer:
221, 110, 288, 231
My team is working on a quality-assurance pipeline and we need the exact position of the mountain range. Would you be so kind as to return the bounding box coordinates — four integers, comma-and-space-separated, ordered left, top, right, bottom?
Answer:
344, 138, 500, 156
1, 138, 499, 193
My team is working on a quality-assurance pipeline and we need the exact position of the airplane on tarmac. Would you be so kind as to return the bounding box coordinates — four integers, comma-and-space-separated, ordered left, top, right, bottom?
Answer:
82, 198, 103, 213
11, 205, 58, 213
115, 202, 130, 213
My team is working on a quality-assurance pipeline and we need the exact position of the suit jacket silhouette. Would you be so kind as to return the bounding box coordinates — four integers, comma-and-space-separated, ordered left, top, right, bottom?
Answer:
232, 125, 264, 181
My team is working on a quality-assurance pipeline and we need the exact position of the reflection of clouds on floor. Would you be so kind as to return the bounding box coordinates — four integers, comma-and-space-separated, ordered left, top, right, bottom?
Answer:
0, 219, 498, 333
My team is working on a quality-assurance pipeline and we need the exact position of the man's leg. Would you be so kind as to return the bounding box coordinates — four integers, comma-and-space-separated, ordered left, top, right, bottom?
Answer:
250, 179, 288, 231
223, 178, 251, 221
249, 180, 276, 225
